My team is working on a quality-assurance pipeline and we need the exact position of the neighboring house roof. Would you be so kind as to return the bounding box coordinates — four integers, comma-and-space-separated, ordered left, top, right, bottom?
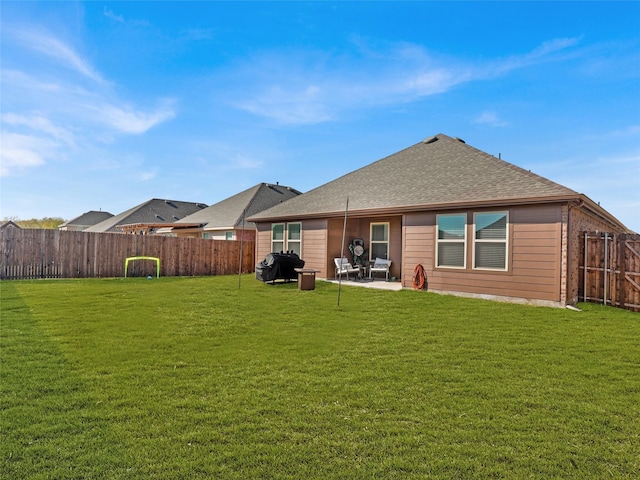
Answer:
59, 210, 114, 229
174, 183, 302, 231
85, 199, 208, 233
0, 220, 21, 229
249, 133, 623, 228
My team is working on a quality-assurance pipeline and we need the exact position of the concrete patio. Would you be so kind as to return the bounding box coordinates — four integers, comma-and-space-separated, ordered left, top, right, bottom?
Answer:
322, 278, 403, 291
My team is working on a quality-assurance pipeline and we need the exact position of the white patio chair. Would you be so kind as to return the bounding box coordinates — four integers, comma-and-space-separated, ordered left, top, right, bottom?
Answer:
334, 257, 359, 280
369, 258, 392, 281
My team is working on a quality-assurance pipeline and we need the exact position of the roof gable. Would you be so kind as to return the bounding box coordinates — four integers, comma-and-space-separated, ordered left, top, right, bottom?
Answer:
249, 134, 579, 221
85, 199, 207, 232
60, 210, 114, 228
0, 220, 21, 230
176, 183, 302, 230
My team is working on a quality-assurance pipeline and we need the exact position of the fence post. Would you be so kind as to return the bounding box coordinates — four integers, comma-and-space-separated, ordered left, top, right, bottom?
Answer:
583, 232, 588, 302
618, 234, 625, 308
603, 233, 608, 305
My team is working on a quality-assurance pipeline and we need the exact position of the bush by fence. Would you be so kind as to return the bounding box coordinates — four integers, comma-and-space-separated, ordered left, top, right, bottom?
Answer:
0, 228, 255, 279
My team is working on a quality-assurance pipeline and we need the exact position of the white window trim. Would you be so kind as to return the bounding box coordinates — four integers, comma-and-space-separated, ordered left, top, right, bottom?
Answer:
436, 213, 467, 269
271, 223, 285, 253
370, 222, 390, 261
472, 211, 509, 271
271, 222, 302, 254
287, 222, 302, 255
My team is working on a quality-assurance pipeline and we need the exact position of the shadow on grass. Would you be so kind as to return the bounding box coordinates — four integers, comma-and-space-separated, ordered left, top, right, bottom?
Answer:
0, 282, 136, 479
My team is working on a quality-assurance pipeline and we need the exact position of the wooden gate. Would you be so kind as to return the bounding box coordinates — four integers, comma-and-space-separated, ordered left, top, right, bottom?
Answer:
579, 232, 640, 312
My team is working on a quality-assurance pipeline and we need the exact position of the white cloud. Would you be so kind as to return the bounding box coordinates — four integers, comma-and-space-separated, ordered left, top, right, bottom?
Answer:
529, 37, 582, 59
0, 27, 177, 177
229, 37, 581, 125
473, 111, 509, 127
188, 140, 265, 171
232, 154, 263, 170
598, 125, 640, 139
2, 113, 75, 146
0, 132, 51, 176
136, 170, 157, 182
1, 69, 62, 93
10, 27, 105, 83
236, 84, 332, 125
179, 28, 215, 42
493, 37, 582, 74
104, 7, 125, 23
86, 100, 176, 134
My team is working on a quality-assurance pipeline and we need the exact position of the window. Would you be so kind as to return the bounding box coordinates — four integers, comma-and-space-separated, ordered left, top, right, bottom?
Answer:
370, 223, 389, 259
473, 212, 508, 270
287, 223, 301, 255
271, 222, 301, 254
437, 214, 466, 268
271, 223, 285, 252
225, 232, 234, 241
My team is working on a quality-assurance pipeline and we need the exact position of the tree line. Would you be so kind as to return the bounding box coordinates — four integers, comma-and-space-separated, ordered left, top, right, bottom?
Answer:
2, 217, 66, 229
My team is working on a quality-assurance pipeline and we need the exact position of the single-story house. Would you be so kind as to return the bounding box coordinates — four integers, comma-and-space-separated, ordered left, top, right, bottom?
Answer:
85, 199, 207, 234
58, 210, 114, 231
160, 183, 302, 241
248, 133, 629, 307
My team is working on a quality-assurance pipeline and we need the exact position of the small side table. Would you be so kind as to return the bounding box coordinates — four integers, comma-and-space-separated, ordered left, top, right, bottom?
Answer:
358, 263, 369, 280
295, 268, 319, 290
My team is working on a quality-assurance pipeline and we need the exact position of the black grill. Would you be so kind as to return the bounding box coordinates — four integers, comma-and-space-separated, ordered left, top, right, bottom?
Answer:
255, 252, 305, 283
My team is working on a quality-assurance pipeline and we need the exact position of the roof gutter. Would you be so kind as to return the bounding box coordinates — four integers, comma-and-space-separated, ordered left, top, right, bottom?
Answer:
575, 195, 629, 232
248, 194, 629, 232
248, 194, 582, 222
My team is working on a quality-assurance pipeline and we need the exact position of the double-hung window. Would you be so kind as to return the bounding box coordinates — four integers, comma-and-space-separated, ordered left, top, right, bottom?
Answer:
271, 222, 302, 254
271, 223, 285, 252
370, 223, 389, 259
473, 212, 508, 270
287, 223, 301, 255
436, 214, 466, 268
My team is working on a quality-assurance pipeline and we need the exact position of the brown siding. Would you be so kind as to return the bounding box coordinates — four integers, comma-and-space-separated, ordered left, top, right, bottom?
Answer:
326, 216, 402, 279
403, 205, 564, 304
257, 216, 403, 280
255, 220, 329, 277
255, 223, 272, 262
300, 219, 329, 277
403, 212, 436, 286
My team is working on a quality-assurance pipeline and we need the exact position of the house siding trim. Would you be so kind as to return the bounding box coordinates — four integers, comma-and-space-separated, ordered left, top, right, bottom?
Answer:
403, 204, 564, 304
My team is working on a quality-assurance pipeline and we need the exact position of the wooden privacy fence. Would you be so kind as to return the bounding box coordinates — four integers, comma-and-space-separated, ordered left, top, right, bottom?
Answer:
579, 232, 640, 312
0, 228, 255, 280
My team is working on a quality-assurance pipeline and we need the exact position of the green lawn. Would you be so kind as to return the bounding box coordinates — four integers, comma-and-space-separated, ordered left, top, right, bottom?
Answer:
1, 276, 638, 479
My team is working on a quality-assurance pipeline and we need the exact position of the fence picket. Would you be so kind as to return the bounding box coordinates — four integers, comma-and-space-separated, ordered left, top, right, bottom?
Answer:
0, 229, 255, 280
580, 232, 640, 312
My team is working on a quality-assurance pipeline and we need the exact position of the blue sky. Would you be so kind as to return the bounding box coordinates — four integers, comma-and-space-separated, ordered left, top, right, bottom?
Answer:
1, 1, 639, 232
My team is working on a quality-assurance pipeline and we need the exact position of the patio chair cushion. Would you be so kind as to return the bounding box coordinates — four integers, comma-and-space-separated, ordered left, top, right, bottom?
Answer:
373, 258, 390, 269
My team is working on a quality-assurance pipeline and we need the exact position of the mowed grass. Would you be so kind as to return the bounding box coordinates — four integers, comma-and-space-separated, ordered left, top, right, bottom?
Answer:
1, 276, 638, 479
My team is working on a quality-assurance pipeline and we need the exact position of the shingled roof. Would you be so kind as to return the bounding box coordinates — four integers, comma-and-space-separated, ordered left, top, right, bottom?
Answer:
59, 210, 114, 229
85, 199, 207, 233
175, 183, 302, 230
249, 133, 582, 221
